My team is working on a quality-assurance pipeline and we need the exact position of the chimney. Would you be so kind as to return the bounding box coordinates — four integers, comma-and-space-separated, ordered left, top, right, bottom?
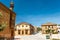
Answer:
10, 0, 14, 10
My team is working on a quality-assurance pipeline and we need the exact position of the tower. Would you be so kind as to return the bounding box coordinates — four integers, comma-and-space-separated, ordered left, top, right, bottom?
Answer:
10, 0, 14, 10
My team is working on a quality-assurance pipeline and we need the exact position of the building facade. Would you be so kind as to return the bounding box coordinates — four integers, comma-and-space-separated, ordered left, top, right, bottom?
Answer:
41, 22, 58, 34
34, 26, 38, 33
15, 22, 34, 35
0, 2, 16, 40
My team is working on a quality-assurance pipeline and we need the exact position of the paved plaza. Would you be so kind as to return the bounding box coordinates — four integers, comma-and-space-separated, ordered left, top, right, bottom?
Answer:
15, 32, 47, 40
15, 32, 60, 40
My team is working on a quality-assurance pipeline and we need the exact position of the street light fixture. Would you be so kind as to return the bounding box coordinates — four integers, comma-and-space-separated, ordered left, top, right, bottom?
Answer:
46, 26, 52, 40
49, 27, 52, 40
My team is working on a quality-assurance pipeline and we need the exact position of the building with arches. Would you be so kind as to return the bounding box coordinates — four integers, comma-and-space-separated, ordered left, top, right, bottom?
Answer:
15, 22, 34, 35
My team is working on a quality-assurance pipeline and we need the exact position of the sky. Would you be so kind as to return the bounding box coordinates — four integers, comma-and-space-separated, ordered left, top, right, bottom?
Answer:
0, 0, 60, 26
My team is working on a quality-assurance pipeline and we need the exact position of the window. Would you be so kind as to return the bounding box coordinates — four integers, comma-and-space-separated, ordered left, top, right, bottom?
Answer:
26, 25, 27, 27
48, 26, 50, 28
18, 30, 20, 34
52, 26, 53, 28
22, 25, 24, 27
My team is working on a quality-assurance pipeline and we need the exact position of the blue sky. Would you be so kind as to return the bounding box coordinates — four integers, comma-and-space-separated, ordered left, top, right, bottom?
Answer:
0, 0, 60, 26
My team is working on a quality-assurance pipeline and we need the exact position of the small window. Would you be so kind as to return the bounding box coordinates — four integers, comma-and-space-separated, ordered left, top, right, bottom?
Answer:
48, 26, 50, 28
26, 25, 27, 27
52, 26, 53, 28
22, 25, 24, 27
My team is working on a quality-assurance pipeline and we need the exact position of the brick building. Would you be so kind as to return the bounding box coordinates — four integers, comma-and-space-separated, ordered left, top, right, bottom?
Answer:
0, 1, 16, 40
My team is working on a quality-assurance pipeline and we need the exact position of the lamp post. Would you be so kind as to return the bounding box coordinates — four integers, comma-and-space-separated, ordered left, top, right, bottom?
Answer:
46, 26, 52, 40
49, 27, 52, 40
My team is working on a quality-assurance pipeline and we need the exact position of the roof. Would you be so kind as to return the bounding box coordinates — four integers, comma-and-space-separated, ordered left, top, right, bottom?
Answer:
41, 22, 57, 26
0, 2, 16, 15
16, 22, 34, 29
20, 22, 30, 25
16, 22, 30, 26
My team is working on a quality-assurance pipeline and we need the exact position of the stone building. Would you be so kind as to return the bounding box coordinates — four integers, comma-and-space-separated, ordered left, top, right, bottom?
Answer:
41, 22, 58, 34
0, 1, 16, 40
15, 22, 34, 35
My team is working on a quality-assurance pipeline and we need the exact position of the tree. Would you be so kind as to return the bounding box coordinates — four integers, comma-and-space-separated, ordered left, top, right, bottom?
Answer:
37, 27, 42, 32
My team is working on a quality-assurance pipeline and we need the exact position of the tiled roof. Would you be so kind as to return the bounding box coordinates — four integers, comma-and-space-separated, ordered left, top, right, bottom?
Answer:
16, 22, 30, 26
41, 22, 57, 26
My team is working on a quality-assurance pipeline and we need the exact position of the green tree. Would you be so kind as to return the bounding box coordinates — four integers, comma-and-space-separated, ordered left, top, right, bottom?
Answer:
37, 27, 42, 32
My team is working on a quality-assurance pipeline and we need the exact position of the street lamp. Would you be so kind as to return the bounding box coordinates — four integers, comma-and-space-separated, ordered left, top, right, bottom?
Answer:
46, 26, 52, 40
48, 26, 53, 40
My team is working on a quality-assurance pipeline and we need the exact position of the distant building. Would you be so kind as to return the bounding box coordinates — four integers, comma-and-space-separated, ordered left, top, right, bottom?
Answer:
0, 1, 16, 40
15, 22, 34, 35
57, 25, 60, 33
41, 22, 58, 34
34, 26, 38, 33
